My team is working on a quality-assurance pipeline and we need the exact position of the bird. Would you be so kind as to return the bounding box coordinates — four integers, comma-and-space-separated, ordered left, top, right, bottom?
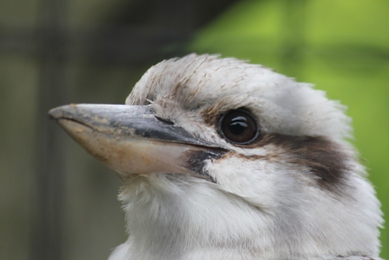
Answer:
49, 54, 383, 260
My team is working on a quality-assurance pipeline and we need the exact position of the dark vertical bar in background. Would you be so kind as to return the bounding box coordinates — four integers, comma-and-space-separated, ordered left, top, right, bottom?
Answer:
32, 0, 68, 258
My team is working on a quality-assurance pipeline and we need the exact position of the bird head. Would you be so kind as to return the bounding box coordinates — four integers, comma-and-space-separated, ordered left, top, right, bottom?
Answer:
49, 54, 383, 260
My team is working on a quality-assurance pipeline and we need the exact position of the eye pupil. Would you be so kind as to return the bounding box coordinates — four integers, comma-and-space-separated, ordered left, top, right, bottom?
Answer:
229, 117, 248, 135
218, 109, 259, 144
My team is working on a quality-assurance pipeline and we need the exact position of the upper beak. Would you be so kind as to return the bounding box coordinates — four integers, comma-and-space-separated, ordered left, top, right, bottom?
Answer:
49, 104, 227, 181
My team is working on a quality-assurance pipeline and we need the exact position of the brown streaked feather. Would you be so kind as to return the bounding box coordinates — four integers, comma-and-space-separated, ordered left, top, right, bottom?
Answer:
228, 134, 350, 193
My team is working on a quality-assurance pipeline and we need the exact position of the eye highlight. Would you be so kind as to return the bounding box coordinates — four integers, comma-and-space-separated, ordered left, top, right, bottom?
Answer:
218, 109, 259, 145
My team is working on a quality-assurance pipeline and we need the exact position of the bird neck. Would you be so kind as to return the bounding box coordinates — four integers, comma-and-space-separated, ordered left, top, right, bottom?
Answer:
116, 175, 274, 259
111, 174, 381, 260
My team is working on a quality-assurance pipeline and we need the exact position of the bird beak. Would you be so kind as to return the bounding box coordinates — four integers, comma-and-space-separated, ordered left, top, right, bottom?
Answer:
49, 104, 226, 181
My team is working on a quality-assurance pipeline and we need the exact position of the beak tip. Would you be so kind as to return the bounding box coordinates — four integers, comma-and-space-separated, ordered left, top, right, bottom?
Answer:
48, 108, 59, 119
48, 104, 78, 120
48, 108, 61, 121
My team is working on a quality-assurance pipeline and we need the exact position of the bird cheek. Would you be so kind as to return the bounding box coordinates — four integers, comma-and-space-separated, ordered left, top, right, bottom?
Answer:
205, 155, 277, 208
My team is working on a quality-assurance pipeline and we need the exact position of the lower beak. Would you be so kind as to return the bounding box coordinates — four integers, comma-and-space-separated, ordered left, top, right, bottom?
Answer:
49, 104, 226, 181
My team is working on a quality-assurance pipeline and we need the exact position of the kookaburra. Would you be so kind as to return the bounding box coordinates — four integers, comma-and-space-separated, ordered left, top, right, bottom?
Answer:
49, 54, 383, 260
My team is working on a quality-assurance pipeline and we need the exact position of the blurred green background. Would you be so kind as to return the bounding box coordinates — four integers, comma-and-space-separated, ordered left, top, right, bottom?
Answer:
0, 0, 387, 259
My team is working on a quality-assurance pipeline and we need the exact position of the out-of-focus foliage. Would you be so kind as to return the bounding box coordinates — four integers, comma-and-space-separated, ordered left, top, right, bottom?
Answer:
190, 0, 389, 257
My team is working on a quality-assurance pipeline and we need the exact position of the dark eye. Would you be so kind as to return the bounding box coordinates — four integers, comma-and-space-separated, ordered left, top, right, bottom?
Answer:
218, 109, 259, 144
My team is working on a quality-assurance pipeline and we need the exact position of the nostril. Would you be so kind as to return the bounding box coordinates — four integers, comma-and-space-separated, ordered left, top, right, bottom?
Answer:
155, 116, 174, 125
